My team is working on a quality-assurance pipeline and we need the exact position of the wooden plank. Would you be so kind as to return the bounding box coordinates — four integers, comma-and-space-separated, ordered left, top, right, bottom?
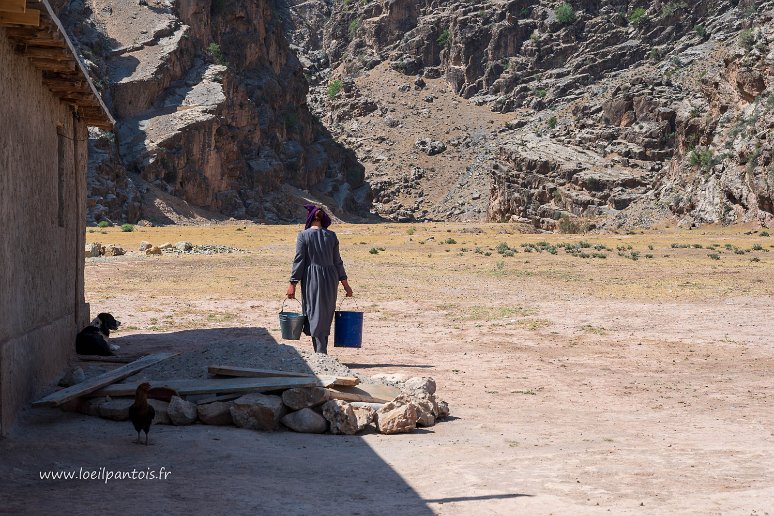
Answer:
18, 45, 70, 59
327, 383, 400, 404
90, 376, 325, 398
74, 355, 138, 364
0, 8, 39, 26
0, 0, 27, 14
28, 57, 75, 72
32, 353, 177, 407
207, 365, 360, 386
208, 365, 314, 379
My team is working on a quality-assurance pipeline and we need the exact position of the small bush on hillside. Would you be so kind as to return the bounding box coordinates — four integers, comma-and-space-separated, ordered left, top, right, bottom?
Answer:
628, 7, 648, 26
694, 24, 707, 38
547, 116, 558, 129
554, 3, 576, 25
97, 220, 110, 228
348, 19, 359, 38
208, 43, 226, 65
406, 227, 416, 235
437, 28, 451, 47
689, 147, 714, 171
327, 79, 343, 99
559, 215, 582, 234
739, 29, 755, 51
120, 224, 134, 232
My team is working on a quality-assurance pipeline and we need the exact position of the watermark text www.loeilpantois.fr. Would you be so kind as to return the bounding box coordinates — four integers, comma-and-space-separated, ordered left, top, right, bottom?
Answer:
40, 466, 171, 484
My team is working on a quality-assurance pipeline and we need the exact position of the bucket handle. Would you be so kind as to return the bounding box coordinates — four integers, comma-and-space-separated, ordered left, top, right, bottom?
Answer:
280, 297, 303, 314
337, 295, 359, 312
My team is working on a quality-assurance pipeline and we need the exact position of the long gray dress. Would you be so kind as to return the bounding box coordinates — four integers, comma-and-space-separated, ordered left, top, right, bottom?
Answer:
290, 228, 347, 340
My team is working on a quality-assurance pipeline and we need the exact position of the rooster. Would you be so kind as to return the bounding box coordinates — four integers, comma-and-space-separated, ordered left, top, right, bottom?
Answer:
128, 382, 155, 445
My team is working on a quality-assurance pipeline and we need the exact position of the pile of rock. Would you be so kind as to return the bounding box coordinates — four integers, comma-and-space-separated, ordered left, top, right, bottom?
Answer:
139, 241, 244, 256
85, 242, 125, 257
75, 376, 449, 436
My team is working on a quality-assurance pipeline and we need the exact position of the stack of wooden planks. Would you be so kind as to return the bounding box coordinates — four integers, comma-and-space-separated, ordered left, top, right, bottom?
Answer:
33, 357, 400, 407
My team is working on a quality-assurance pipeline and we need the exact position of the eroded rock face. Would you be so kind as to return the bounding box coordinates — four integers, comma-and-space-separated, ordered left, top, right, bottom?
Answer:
57, 0, 370, 224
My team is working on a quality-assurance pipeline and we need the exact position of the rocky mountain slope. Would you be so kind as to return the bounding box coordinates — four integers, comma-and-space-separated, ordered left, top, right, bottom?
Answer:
289, 0, 773, 228
56, 0, 369, 224
57, 0, 773, 228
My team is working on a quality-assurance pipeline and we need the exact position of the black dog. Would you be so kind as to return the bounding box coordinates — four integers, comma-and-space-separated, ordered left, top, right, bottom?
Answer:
75, 313, 121, 356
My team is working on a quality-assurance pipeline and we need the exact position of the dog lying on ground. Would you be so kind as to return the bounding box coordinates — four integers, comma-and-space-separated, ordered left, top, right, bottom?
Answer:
75, 313, 121, 355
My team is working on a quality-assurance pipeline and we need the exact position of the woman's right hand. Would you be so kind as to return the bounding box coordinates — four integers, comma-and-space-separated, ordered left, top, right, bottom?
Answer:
287, 283, 296, 299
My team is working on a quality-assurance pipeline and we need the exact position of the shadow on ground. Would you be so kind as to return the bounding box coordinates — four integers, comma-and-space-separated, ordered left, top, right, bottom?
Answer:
0, 327, 493, 514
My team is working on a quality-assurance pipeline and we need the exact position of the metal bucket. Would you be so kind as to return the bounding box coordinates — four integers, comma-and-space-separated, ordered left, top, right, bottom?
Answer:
334, 298, 363, 348
279, 298, 306, 340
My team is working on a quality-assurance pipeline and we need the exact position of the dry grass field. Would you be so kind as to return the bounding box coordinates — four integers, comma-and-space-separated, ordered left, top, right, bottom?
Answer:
72, 222, 774, 513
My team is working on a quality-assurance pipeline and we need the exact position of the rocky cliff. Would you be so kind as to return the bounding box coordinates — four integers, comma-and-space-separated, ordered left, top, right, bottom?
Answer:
58, 0, 773, 228
288, 0, 773, 228
57, 0, 369, 224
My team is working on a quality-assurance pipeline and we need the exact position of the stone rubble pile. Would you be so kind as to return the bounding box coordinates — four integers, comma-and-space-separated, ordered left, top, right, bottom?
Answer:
71, 375, 449, 436
84, 241, 245, 258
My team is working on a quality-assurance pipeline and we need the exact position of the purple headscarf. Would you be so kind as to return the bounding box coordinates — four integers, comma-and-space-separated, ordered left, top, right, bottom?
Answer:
304, 204, 331, 230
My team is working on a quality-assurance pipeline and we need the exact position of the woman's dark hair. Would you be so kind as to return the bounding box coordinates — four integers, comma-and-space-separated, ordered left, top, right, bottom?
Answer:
313, 209, 323, 221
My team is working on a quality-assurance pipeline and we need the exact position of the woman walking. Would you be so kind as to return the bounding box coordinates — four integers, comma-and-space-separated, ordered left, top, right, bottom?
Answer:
287, 204, 353, 354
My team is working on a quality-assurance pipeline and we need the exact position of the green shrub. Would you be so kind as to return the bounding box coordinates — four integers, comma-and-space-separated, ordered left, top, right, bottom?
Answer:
208, 43, 226, 65
694, 24, 707, 38
534, 88, 547, 98
689, 147, 714, 171
120, 224, 134, 232
554, 3, 576, 25
406, 227, 416, 235
327, 79, 343, 99
369, 247, 379, 254
628, 7, 648, 26
708, 253, 721, 260
97, 220, 110, 228
348, 19, 359, 38
437, 28, 451, 47
444, 238, 457, 245
547, 116, 558, 129
760, 231, 770, 237
739, 29, 755, 51
661, 1, 686, 17
558, 215, 581, 234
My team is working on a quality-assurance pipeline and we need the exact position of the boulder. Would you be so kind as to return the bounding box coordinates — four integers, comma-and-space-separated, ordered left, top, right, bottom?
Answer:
77, 397, 108, 417
281, 387, 329, 410
138, 241, 152, 252
403, 376, 436, 395
321, 400, 359, 435
175, 241, 193, 252
376, 401, 418, 434
197, 401, 233, 426
436, 398, 450, 419
352, 405, 376, 432
145, 246, 162, 256
98, 399, 134, 421
58, 367, 85, 387
412, 395, 437, 427
281, 408, 328, 433
104, 244, 125, 257
149, 399, 171, 425
167, 396, 197, 425
85, 242, 102, 257
415, 138, 446, 156
230, 393, 286, 431
159, 242, 173, 250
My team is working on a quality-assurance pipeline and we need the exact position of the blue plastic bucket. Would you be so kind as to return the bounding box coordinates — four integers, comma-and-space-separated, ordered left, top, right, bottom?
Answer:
334, 309, 363, 348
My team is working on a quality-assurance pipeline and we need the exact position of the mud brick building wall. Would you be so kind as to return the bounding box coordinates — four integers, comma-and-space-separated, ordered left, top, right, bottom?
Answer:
0, 27, 90, 436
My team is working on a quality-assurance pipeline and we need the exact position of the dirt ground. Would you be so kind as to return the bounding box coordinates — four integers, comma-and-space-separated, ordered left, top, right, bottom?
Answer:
1, 222, 773, 515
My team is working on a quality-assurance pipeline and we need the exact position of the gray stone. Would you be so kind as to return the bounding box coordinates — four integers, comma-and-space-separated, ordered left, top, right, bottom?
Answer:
167, 396, 197, 425
230, 393, 286, 431
281, 408, 328, 433
197, 401, 233, 426
138, 241, 152, 251
281, 387, 329, 410
58, 367, 85, 387
104, 244, 125, 257
159, 242, 173, 250
149, 399, 171, 425
436, 399, 450, 419
76, 397, 108, 416
85, 242, 102, 257
352, 405, 376, 432
414, 138, 446, 156
403, 376, 436, 395
321, 400, 358, 435
175, 241, 193, 252
98, 399, 134, 421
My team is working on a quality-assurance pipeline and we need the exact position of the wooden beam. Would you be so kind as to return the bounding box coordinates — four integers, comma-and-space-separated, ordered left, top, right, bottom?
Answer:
75, 355, 138, 364
207, 365, 360, 386
32, 353, 177, 407
89, 376, 327, 398
18, 45, 70, 59
0, 8, 39, 26
326, 384, 401, 404
0, 0, 27, 14
28, 57, 75, 72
